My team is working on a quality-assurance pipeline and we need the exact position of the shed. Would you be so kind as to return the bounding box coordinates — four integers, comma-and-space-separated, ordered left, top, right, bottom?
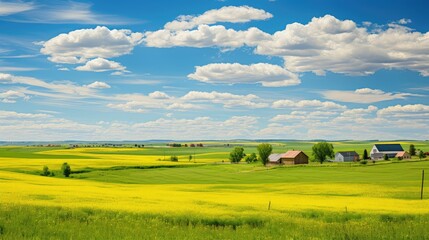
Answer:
335, 151, 360, 162
268, 151, 308, 165
396, 151, 411, 160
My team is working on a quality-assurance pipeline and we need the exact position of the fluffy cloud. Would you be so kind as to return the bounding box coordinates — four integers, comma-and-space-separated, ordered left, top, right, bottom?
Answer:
75, 58, 126, 72
322, 88, 417, 103
149, 91, 171, 99
341, 105, 378, 117
144, 24, 270, 49
164, 5, 272, 30
0, 1, 34, 16
255, 14, 429, 76
272, 99, 346, 110
40, 26, 143, 64
86, 81, 111, 89
377, 104, 429, 118
182, 91, 267, 108
0, 90, 29, 103
107, 90, 268, 113
188, 63, 300, 87
166, 103, 202, 110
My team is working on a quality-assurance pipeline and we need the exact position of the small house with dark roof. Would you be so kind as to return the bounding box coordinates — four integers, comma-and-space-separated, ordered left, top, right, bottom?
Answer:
370, 144, 404, 160
268, 150, 308, 165
335, 151, 359, 162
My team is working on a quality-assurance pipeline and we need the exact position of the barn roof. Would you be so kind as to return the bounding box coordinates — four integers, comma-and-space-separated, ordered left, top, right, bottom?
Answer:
268, 151, 307, 162
282, 150, 305, 158
337, 151, 359, 157
374, 144, 404, 152
268, 154, 281, 162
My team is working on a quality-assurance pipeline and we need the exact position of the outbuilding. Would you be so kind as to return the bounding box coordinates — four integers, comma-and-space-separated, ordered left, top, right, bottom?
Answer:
335, 151, 360, 162
268, 151, 309, 165
396, 151, 411, 160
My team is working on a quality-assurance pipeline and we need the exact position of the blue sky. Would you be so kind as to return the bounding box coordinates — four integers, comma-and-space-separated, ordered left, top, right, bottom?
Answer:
0, 0, 428, 141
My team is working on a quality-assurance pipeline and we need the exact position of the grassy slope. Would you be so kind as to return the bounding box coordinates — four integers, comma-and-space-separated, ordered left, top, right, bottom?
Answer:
74, 160, 426, 188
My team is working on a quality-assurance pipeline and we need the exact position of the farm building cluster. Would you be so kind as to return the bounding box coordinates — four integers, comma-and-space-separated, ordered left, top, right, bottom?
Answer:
268, 143, 413, 165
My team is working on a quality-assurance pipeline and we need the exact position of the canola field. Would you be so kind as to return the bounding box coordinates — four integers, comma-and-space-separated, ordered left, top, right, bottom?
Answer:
0, 141, 429, 239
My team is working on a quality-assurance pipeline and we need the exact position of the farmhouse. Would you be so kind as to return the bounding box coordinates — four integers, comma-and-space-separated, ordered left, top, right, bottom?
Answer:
396, 151, 411, 160
335, 151, 359, 162
268, 151, 309, 165
370, 144, 404, 160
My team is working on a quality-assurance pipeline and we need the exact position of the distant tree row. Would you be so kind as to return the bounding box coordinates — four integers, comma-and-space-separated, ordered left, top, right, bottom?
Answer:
227, 143, 272, 165
167, 143, 204, 147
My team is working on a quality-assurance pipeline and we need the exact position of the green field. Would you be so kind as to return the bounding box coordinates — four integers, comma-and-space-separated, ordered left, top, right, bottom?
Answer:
0, 141, 429, 239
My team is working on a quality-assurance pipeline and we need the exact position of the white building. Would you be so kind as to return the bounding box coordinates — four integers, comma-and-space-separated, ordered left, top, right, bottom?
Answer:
370, 144, 404, 160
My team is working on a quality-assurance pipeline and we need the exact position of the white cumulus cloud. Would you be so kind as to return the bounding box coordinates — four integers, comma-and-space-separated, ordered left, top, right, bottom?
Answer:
144, 24, 270, 49
377, 104, 429, 118
322, 88, 418, 103
75, 58, 126, 72
86, 81, 111, 89
272, 99, 346, 110
149, 91, 172, 99
187, 63, 300, 87
40, 26, 143, 64
182, 91, 268, 108
0, 90, 30, 103
164, 5, 272, 30
255, 14, 429, 77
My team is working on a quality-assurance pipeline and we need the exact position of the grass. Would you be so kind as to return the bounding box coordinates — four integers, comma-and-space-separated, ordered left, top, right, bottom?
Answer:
0, 141, 429, 239
0, 205, 428, 239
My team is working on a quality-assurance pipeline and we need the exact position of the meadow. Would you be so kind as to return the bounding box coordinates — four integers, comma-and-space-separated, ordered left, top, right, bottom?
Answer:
0, 141, 429, 239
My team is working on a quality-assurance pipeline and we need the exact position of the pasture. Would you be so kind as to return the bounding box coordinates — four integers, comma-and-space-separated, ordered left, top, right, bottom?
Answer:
0, 141, 428, 239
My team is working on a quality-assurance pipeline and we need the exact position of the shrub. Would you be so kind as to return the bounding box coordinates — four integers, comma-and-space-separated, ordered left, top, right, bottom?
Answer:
360, 160, 368, 165
170, 156, 178, 162
229, 147, 245, 163
61, 162, 71, 177
41, 166, 50, 176
245, 153, 257, 163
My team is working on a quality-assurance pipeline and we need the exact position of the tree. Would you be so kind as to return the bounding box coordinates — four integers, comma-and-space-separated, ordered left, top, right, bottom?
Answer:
61, 162, 71, 177
363, 149, 368, 160
419, 150, 425, 160
384, 154, 389, 161
245, 153, 257, 163
409, 144, 416, 156
312, 142, 334, 164
257, 143, 273, 166
41, 166, 50, 176
229, 147, 245, 163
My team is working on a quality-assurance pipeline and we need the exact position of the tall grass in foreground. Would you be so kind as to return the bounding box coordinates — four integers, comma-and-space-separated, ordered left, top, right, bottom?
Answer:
0, 204, 428, 239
